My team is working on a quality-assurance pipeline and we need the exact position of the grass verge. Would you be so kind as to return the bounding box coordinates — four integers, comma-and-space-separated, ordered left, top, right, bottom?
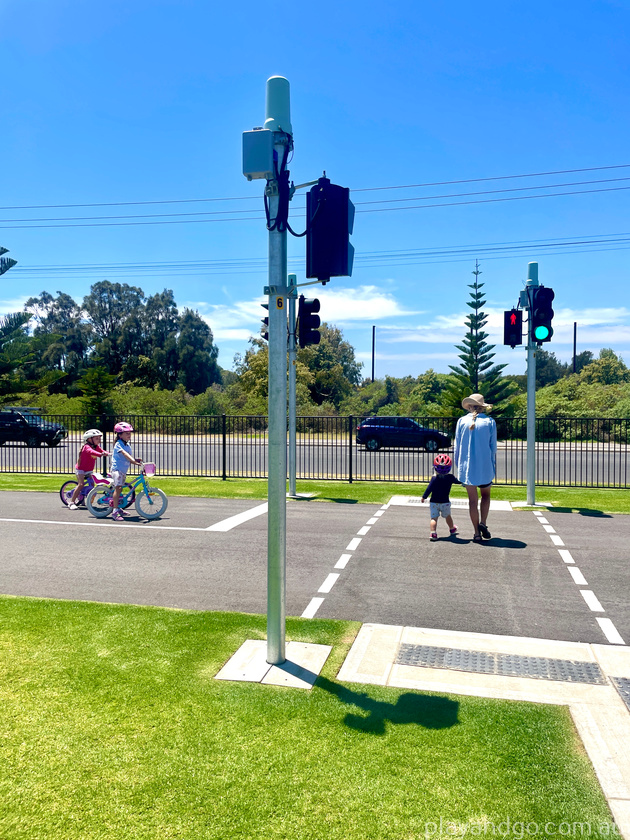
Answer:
1, 473, 629, 514
0, 596, 615, 840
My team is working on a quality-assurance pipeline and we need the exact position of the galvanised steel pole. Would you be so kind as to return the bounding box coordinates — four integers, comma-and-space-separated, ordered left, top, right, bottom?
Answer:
288, 274, 297, 498
264, 76, 291, 665
526, 261, 539, 506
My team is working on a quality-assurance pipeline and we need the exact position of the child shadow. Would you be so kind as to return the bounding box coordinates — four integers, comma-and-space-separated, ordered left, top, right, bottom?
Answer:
315, 675, 459, 736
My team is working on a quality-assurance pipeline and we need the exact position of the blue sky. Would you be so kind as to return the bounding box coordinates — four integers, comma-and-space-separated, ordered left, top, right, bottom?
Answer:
1, 0, 629, 379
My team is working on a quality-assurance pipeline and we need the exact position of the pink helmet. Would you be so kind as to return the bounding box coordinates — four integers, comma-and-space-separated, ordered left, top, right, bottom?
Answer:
113, 421, 134, 434
433, 453, 452, 474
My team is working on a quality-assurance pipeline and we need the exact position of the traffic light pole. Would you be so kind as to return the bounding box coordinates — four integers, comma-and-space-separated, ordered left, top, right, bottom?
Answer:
264, 78, 292, 665
525, 262, 539, 506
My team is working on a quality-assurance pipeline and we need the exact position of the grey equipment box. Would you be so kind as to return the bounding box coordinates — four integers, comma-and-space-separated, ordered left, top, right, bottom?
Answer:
242, 129, 275, 181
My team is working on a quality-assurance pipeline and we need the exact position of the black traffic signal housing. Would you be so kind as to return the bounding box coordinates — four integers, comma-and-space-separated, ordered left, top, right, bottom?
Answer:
530, 286, 555, 344
297, 295, 321, 348
260, 302, 269, 342
306, 177, 354, 283
503, 308, 523, 348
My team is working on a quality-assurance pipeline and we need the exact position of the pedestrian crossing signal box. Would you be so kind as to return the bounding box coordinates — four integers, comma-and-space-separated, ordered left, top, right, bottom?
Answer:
503, 308, 523, 348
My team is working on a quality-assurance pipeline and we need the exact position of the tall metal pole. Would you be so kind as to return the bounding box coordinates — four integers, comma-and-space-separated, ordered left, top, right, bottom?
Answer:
525, 261, 539, 506
264, 76, 292, 665
288, 274, 297, 498
573, 321, 577, 373
371, 325, 375, 381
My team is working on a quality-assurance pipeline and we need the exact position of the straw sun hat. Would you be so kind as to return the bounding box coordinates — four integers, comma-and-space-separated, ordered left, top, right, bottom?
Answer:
461, 393, 493, 412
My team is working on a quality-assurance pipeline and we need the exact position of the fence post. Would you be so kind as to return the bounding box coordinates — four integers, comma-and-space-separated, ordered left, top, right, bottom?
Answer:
348, 415, 353, 484
222, 414, 227, 481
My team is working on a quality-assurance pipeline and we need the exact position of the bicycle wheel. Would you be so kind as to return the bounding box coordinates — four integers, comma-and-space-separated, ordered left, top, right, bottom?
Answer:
59, 480, 78, 506
135, 488, 168, 520
86, 485, 113, 518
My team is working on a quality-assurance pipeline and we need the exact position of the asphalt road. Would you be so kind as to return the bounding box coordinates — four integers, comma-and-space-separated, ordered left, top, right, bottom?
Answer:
0, 489, 627, 646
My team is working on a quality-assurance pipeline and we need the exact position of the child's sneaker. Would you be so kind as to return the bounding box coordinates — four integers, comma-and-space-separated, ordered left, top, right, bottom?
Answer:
430, 532, 438, 541
450, 527, 458, 536
68, 503, 78, 510
112, 510, 125, 521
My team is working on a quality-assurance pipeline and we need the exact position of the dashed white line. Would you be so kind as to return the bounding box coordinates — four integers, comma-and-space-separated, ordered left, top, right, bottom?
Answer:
558, 549, 575, 564
367, 517, 379, 525
301, 597, 325, 619
542, 524, 556, 533
346, 537, 362, 552
567, 566, 588, 586
335, 553, 352, 569
538, 517, 550, 524
374, 510, 385, 517
580, 590, 605, 612
318, 573, 340, 594
549, 534, 565, 546
596, 617, 626, 645
357, 525, 371, 536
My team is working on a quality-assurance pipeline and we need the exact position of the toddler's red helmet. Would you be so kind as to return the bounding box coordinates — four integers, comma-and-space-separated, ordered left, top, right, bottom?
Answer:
433, 453, 452, 474
114, 421, 134, 434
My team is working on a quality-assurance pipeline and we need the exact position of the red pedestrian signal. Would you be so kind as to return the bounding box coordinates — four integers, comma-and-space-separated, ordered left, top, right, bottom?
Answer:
504, 309, 522, 348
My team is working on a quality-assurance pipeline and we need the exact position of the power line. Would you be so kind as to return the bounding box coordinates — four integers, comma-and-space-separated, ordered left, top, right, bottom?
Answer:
1, 163, 628, 211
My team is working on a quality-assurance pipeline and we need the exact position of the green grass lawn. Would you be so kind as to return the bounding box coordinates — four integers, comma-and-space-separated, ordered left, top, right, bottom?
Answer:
1, 473, 629, 514
0, 597, 615, 840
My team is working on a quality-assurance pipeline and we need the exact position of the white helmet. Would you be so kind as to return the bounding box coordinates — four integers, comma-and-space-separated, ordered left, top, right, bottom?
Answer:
83, 428, 102, 441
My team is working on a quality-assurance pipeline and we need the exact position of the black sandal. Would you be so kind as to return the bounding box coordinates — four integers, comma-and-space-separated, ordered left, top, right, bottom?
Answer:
473, 534, 483, 543
479, 523, 491, 540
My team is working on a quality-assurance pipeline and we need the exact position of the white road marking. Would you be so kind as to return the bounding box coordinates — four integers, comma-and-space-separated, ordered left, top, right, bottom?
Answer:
374, 510, 385, 517
542, 524, 556, 533
301, 597, 325, 619
550, 534, 565, 546
568, 566, 588, 586
346, 537, 362, 552
596, 618, 626, 645
367, 517, 379, 525
335, 553, 352, 569
538, 517, 550, 524
357, 525, 371, 536
558, 549, 575, 564
533, 511, 544, 517
206, 502, 268, 531
0, 517, 206, 532
580, 590, 605, 612
318, 573, 340, 594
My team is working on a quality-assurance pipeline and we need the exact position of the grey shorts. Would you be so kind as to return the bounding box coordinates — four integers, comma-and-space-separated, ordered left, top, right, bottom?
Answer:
430, 501, 452, 519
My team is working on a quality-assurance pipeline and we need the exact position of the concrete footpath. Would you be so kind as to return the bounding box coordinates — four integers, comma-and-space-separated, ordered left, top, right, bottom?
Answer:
338, 622, 630, 839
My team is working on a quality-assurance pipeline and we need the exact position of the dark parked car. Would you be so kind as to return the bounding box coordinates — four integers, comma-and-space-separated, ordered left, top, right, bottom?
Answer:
356, 416, 451, 452
0, 410, 67, 447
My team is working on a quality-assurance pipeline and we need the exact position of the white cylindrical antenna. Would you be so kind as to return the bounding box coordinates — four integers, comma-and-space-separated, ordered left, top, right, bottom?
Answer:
264, 76, 292, 135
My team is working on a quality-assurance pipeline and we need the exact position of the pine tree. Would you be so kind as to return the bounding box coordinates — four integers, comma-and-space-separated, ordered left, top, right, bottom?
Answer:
441, 261, 514, 414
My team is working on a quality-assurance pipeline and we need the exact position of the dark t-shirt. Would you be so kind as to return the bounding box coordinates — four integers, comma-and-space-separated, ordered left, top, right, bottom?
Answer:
422, 473, 461, 503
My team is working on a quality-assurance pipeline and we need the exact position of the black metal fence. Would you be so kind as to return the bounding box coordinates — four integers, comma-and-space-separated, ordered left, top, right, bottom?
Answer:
0, 414, 629, 488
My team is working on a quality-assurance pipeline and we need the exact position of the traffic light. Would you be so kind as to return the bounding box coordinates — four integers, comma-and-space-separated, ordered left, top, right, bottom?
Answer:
297, 295, 321, 347
503, 308, 523, 348
306, 177, 354, 283
530, 286, 555, 343
261, 302, 269, 342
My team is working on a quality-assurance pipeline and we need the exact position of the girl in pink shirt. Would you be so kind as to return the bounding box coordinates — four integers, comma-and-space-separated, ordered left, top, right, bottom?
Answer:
68, 429, 110, 509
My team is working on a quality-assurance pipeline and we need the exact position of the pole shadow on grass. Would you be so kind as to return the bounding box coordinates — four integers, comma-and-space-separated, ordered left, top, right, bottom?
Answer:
315, 676, 459, 736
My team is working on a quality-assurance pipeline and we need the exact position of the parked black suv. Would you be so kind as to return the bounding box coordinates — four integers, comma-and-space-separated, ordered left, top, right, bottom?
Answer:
0, 410, 67, 447
356, 416, 451, 452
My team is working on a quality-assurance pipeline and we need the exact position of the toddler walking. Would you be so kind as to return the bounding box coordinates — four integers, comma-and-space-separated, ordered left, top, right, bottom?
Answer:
421, 454, 461, 540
